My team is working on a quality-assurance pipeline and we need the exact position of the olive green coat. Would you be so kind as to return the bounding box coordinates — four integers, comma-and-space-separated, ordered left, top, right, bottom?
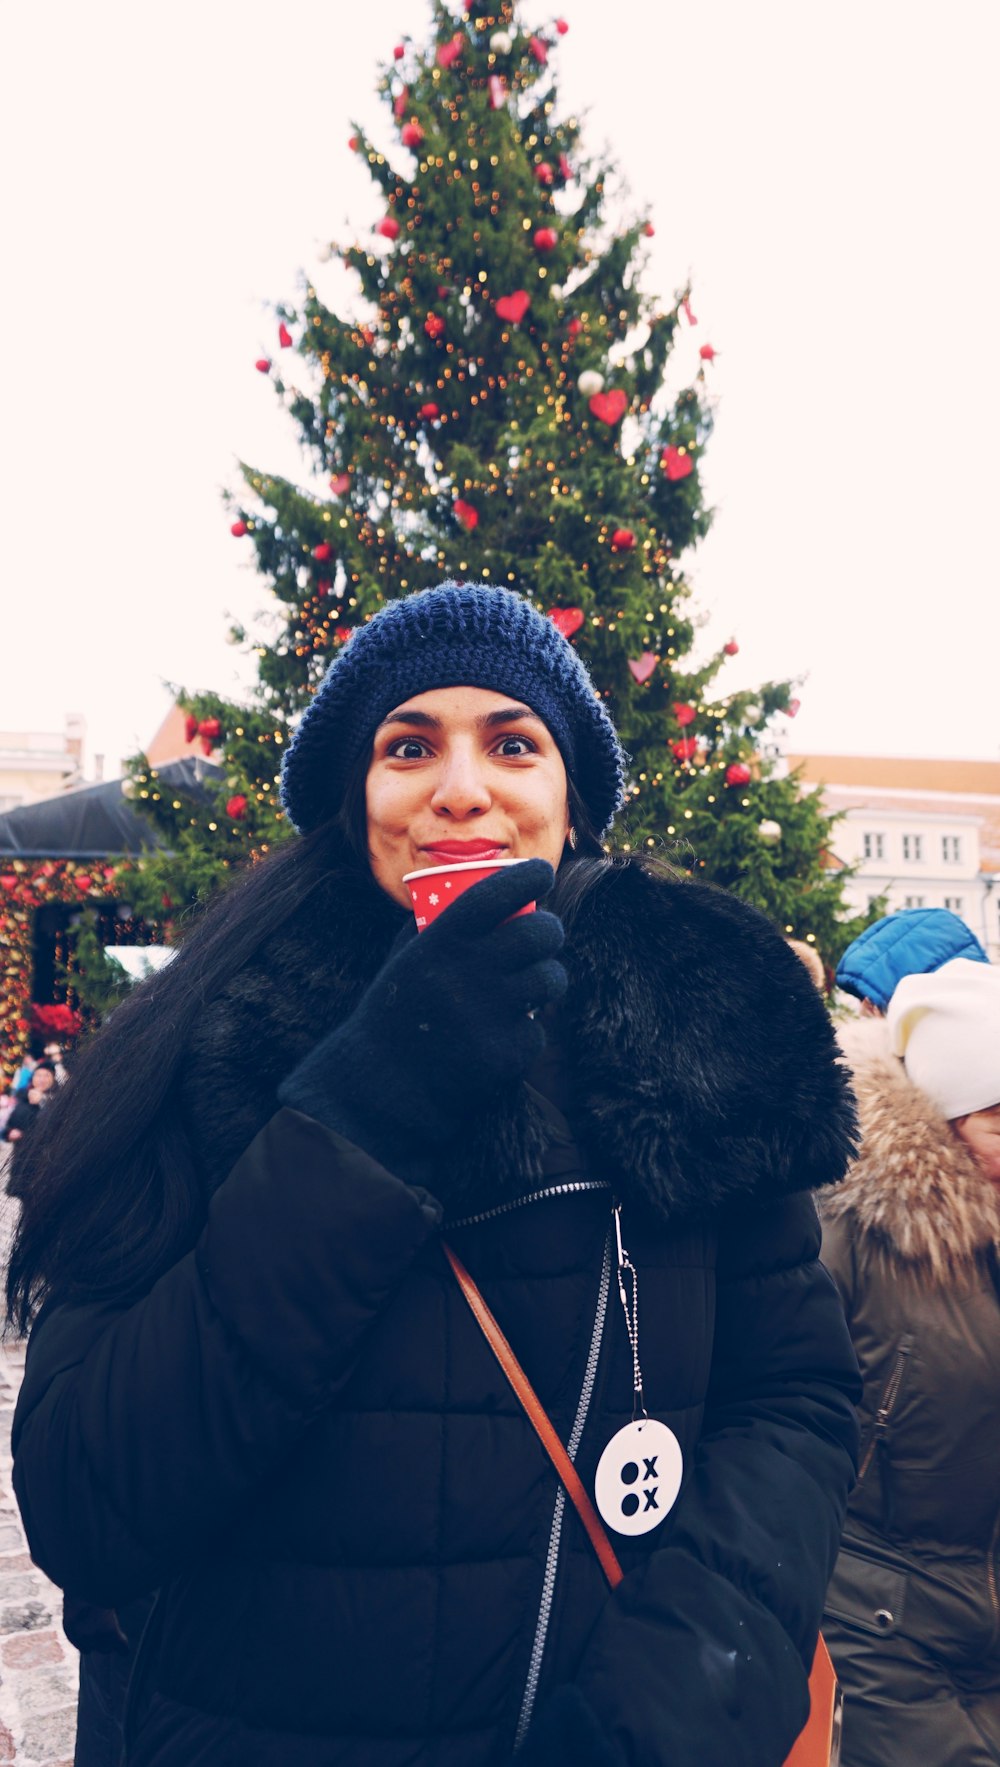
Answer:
821, 1021, 1000, 1767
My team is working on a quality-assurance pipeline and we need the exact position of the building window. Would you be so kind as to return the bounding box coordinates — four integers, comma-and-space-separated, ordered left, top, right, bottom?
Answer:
903, 895, 926, 910
944, 896, 965, 915
862, 831, 885, 861
902, 834, 924, 862
941, 835, 962, 863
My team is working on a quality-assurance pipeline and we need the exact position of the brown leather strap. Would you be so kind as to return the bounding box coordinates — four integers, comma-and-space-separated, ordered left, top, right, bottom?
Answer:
442, 1241, 624, 1590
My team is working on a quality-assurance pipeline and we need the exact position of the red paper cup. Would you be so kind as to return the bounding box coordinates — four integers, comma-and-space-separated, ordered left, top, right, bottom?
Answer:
402, 857, 537, 931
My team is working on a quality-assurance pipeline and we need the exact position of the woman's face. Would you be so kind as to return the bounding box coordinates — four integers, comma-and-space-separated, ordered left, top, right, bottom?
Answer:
954, 1105, 1000, 1185
366, 686, 571, 910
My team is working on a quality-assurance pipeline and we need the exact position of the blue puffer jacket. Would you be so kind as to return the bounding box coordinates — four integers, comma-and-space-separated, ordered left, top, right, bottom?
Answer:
836, 910, 988, 1011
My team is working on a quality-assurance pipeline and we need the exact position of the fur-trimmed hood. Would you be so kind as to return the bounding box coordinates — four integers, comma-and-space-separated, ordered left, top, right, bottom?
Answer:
822, 1018, 1000, 1280
179, 857, 856, 1225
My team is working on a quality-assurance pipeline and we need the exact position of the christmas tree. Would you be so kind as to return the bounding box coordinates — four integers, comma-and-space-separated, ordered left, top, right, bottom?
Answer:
125, 0, 871, 971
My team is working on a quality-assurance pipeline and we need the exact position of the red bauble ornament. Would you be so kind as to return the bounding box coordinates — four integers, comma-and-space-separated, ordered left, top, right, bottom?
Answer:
329, 473, 350, 496
555, 17, 569, 33
671, 738, 698, 762
348, 134, 360, 151
360, 326, 376, 347
495, 290, 531, 324
184, 714, 199, 743
529, 34, 548, 63
418, 401, 441, 420
74, 875, 94, 894
377, 216, 400, 241
437, 284, 451, 298
424, 313, 446, 338
401, 121, 424, 148
393, 43, 405, 59
548, 606, 584, 640
724, 639, 739, 656
454, 498, 479, 532
199, 718, 222, 742
535, 161, 554, 186
489, 74, 507, 109
437, 33, 463, 69
230, 519, 247, 537
226, 795, 248, 820
699, 343, 717, 362
559, 153, 573, 181
725, 762, 752, 787
533, 226, 558, 253
682, 297, 698, 326
673, 703, 696, 727
567, 316, 583, 339
313, 541, 333, 561
589, 388, 627, 426
661, 445, 694, 480
788, 698, 801, 718
255, 357, 271, 373
278, 322, 293, 348
611, 527, 635, 551
628, 653, 658, 684
393, 88, 409, 119
643, 222, 655, 237
316, 580, 332, 597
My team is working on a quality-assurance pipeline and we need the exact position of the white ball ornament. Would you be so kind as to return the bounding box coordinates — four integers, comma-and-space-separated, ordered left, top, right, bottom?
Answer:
577, 369, 605, 398
743, 702, 763, 724
490, 30, 513, 54
758, 819, 783, 845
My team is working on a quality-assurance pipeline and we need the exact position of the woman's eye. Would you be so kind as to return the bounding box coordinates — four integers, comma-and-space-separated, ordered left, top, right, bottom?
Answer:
387, 738, 430, 760
495, 735, 536, 757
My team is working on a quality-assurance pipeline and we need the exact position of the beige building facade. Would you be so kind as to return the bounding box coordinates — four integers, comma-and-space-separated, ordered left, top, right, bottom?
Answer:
0, 715, 89, 813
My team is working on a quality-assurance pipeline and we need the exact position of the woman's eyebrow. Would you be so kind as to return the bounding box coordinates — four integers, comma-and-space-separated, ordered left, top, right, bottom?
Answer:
376, 705, 546, 733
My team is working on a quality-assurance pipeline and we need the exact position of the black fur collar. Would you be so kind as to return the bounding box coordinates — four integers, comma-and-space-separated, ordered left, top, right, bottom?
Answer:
179, 858, 856, 1225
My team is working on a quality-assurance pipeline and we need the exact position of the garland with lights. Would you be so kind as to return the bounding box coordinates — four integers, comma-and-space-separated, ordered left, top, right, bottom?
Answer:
124, 0, 873, 974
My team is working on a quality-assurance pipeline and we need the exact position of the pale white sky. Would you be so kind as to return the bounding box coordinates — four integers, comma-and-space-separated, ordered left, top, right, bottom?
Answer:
3, 1, 998, 777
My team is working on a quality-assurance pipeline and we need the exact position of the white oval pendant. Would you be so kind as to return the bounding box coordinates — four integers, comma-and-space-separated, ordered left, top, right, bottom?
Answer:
595, 1419, 683, 1537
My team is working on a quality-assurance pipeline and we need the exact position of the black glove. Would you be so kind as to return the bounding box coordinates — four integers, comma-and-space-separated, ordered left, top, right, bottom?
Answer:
278, 858, 566, 1184
515, 1687, 622, 1767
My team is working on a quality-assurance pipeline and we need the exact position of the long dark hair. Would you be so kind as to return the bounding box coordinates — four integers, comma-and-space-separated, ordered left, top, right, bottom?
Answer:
5, 759, 610, 1334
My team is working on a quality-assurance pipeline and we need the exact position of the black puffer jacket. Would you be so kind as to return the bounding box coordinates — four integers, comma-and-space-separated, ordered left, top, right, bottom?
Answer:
12, 860, 861, 1767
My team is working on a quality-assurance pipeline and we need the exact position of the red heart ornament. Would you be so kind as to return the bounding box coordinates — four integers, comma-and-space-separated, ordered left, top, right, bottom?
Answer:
534, 226, 558, 253
198, 718, 222, 741
671, 738, 698, 762
393, 88, 409, 118
699, 343, 716, 362
418, 401, 441, 420
535, 162, 554, 186
548, 606, 584, 639
278, 322, 293, 348
329, 474, 350, 496
589, 389, 627, 427
628, 654, 658, 684
495, 290, 531, 323
661, 445, 694, 480
611, 528, 635, 551
437, 34, 463, 69
673, 702, 696, 727
393, 43, 405, 60
555, 18, 569, 33
377, 216, 400, 241
725, 762, 752, 787
724, 639, 739, 656
184, 714, 199, 743
643, 222, 655, 238
230, 519, 247, 537
255, 357, 271, 373
313, 541, 333, 561
226, 795, 248, 820
567, 316, 583, 339
454, 499, 479, 531
401, 122, 424, 147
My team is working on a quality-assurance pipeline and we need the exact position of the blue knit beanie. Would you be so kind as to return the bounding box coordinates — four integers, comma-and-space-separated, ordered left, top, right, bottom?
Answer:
280, 583, 627, 837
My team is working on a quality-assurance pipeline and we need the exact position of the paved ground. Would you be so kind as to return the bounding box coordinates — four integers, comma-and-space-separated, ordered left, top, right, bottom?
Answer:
0, 1177, 78, 1765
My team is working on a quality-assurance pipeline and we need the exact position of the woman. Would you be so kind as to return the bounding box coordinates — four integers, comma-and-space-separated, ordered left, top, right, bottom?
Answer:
822, 958, 1000, 1765
8, 583, 859, 1767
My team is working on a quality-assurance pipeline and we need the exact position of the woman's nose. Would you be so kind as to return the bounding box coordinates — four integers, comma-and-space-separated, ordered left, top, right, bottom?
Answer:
430, 750, 491, 817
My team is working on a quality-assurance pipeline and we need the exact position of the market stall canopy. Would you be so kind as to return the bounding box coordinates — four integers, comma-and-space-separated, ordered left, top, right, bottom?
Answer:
0, 759, 221, 859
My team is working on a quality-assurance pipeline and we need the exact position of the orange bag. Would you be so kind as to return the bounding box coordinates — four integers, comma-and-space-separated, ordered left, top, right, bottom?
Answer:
785, 1635, 842, 1767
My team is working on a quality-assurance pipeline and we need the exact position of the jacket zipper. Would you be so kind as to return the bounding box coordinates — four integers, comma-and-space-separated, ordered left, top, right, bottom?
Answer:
857, 1334, 913, 1484
987, 1509, 1000, 1647
513, 1222, 614, 1752
447, 1180, 611, 1229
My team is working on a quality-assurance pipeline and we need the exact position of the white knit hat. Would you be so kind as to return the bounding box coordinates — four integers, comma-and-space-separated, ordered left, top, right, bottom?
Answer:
889, 957, 1000, 1120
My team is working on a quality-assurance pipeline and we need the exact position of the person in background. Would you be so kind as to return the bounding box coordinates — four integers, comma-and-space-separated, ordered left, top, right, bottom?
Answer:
0, 1086, 18, 1140
43, 1042, 70, 1085
822, 958, 1000, 1765
3, 1062, 56, 1149
835, 907, 988, 1017
11, 1052, 39, 1095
